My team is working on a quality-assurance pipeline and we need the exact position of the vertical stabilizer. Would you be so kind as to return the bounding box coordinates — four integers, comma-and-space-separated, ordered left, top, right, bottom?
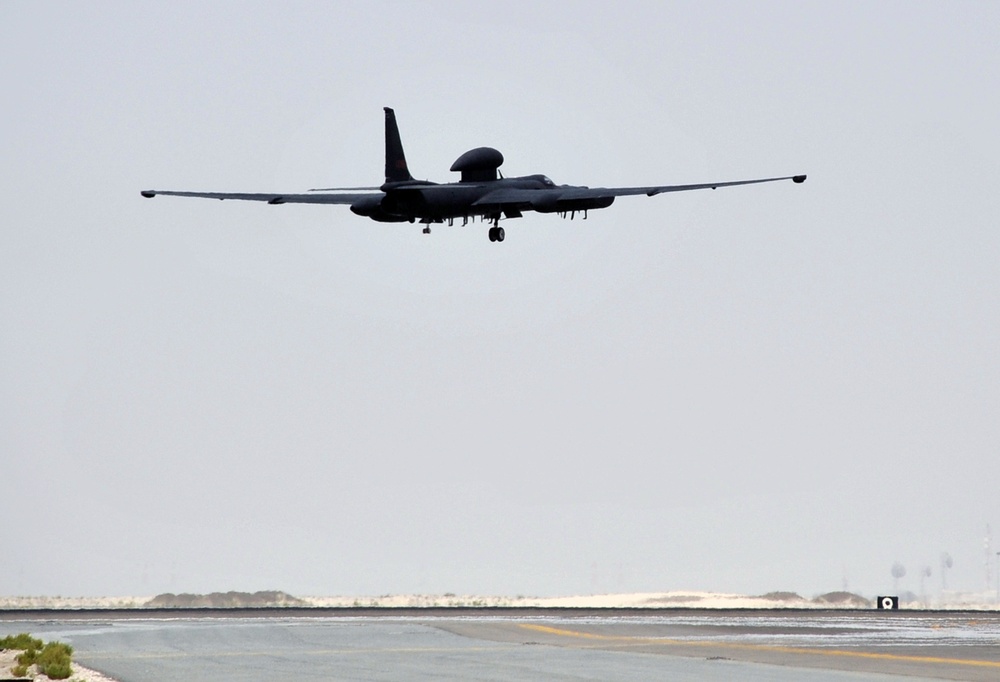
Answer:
384, 107, 413, 183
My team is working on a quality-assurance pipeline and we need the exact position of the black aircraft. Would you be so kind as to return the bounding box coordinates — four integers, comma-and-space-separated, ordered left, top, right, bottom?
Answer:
142, 107, 805, 243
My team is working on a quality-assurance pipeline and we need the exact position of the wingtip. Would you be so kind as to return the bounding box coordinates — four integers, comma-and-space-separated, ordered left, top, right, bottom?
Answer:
140, 190, 156, 198
793, 175, 807, 184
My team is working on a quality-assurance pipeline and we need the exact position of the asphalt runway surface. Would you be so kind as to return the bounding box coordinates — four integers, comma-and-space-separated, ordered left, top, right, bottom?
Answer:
2, 609, 999, 681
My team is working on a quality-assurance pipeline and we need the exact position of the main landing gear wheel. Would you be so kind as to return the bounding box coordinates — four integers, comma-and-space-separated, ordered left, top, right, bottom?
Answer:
488, 227, 505, 242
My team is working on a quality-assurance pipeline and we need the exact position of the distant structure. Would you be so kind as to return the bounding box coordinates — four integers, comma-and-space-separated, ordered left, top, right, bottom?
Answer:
892, 562, 907, 594
985, 525, 993, 593
920, 565, 932, 605
940, 552, 953, 593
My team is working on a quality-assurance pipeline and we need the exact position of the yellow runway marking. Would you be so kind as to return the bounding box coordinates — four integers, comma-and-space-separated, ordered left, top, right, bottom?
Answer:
518, 623, 1000, 670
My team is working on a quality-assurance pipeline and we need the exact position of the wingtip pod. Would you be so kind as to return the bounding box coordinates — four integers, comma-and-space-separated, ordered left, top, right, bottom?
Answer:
793, 175, 807, 183
140, 190, 156, 198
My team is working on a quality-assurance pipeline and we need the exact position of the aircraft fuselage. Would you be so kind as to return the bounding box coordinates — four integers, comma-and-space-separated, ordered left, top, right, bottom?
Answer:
355, 174, 613, 225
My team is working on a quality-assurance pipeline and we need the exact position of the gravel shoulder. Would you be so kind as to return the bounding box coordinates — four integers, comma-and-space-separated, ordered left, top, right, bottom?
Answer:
0, 648, 120, 682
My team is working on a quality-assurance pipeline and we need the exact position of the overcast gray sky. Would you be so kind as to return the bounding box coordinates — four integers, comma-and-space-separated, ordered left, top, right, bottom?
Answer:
3, 1, 999, 600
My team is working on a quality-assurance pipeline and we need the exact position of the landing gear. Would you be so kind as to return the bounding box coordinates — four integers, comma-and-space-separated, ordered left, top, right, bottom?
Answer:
487, 212, 505, 243
422, 226, 431, 234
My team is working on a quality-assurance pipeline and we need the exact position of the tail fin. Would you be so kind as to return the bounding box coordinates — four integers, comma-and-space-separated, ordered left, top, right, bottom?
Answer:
384, 107, 413, 183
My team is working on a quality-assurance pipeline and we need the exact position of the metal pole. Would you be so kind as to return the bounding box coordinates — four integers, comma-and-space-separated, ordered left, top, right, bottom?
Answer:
996, 552, 999, 605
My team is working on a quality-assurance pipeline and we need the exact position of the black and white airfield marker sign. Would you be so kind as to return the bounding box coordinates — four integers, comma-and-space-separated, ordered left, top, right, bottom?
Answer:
877, 596, 900, 610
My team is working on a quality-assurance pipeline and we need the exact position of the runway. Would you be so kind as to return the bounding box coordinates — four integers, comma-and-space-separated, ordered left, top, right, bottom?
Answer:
2, 609, 998, 681
436, 611, 1000, 681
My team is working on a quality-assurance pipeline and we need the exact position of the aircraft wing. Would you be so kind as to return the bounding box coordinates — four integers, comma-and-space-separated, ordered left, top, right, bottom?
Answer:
140, 190, 378, 205
474, 174, 806, 206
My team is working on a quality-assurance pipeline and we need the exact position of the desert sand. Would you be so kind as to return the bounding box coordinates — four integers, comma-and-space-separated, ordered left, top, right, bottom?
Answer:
3, 590, 999, 610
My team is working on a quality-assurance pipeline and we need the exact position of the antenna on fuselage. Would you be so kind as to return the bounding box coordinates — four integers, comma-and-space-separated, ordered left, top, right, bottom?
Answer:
450, 147, 504, 182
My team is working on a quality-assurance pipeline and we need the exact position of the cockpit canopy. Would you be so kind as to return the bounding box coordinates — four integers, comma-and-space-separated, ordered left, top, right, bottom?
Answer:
451, 146, 504, 182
